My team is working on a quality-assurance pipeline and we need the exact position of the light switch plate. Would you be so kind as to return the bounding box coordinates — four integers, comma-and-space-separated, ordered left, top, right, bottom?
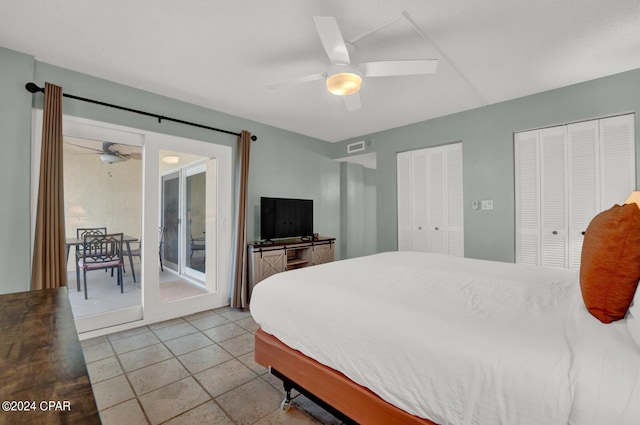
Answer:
481, 200, 494, 210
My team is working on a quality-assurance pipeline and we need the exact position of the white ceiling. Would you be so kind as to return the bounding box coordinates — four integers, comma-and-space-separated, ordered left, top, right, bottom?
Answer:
2, 0, 640, 142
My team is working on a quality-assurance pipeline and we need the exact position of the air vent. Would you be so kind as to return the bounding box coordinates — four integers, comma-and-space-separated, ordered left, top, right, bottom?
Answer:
347, 141, 366, 154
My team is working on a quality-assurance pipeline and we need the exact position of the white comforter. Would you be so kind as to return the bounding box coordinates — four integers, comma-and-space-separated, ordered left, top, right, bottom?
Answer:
250, 251, 640, 425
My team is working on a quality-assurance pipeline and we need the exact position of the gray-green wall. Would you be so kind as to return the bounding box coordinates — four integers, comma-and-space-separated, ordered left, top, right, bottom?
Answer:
340, 162, 377, 259
330, 69, 640, 262
0, 48, 34, 295
3, 43, 640, 294
0, 46, 341, 295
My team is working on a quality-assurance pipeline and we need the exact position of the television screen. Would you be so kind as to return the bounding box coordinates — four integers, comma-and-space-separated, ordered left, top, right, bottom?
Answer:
260, 197, 313, 240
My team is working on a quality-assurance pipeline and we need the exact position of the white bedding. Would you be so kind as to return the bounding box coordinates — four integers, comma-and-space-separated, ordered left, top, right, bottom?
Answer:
249, 251, 640, 425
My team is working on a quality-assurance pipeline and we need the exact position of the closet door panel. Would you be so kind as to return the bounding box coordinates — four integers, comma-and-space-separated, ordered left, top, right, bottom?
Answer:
445, 144, 464, 257
412, 150, 429, 251
397, 151, 413, 251
540, 126, 568, 268
567, 120, 599, 270
428, 148, 446, 254
515, 130, 540, 265
600, 114, 636, 209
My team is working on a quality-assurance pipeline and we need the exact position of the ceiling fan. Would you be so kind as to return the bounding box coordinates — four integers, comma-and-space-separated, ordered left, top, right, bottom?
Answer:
266, 14, 438, 111
66, 141, 141, 164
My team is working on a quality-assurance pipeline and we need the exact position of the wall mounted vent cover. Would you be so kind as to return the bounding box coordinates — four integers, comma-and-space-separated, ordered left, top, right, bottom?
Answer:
347, 141, 366, 154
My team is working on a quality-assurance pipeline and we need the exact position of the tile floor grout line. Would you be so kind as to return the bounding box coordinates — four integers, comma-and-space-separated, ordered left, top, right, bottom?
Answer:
101, 325, 256, 421
86, 307, 339, 424
106, 328, 154, 425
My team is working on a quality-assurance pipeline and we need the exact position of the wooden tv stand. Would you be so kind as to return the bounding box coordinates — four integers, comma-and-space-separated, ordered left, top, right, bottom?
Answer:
248, 236, 336, 287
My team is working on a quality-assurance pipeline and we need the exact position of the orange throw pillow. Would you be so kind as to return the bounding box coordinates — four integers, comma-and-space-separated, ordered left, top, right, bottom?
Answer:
580, 203, 640, 323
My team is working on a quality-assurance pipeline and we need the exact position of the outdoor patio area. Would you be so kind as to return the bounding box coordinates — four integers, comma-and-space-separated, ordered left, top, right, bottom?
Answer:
67, 263, 208, 318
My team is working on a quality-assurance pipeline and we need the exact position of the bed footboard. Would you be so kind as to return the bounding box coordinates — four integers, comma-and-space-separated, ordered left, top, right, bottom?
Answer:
254, 328, 437, 425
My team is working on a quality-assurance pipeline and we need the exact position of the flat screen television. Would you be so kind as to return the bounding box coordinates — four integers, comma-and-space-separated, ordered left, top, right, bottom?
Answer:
260, 197, 313, 241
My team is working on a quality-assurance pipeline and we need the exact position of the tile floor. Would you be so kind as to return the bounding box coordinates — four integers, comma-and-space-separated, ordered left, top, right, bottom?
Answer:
81, 306, 345, 425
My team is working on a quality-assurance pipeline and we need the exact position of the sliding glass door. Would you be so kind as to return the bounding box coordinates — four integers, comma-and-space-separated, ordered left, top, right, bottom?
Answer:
162, 172, 180, 270
147, 139, 230, 318
160, 158, 211, 288
32, 112, 232, 335
186, 166, 207, 276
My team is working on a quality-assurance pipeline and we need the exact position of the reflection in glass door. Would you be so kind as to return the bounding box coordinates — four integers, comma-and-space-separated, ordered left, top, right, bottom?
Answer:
159, 151, 215, 303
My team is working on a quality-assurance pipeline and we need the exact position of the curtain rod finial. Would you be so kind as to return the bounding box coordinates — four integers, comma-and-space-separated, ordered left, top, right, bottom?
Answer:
25, 82, 43, 93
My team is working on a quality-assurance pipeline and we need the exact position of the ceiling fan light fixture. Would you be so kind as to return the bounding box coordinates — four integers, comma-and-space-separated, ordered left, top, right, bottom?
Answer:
326, 70, 362, 96
162, 155, 180, 164
99, 153, 125, 164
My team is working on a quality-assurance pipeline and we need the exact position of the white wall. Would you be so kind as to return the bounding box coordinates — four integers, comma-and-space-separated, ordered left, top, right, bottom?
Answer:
64, 146, 142, 270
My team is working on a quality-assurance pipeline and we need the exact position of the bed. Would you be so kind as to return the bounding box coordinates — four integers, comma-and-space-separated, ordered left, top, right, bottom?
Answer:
250, 251, 640, 425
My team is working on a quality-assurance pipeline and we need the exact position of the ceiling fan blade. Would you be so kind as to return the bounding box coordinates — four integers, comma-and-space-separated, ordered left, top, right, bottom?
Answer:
313, 16, 350, 65
65, 142, 103, 153
343, 92, 361, 112
265, 73, 325, 90
362, 59, 438, 77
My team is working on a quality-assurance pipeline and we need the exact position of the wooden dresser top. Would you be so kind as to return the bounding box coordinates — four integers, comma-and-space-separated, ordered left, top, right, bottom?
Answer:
0, 287, 101, 425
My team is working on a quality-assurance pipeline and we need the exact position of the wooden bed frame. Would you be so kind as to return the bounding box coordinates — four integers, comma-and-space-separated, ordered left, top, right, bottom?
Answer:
254, 328, 437, 425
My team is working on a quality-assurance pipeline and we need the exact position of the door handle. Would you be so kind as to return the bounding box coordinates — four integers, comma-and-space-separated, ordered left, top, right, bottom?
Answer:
552, 230, 558, 235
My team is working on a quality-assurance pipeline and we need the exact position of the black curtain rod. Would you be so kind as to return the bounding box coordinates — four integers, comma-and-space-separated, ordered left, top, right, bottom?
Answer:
25, 82, 257, 141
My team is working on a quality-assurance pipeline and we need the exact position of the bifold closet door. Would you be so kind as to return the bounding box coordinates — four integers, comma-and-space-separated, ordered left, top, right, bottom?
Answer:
397, 143, 464, 256
514, 130, 541, 265
444, 144, 464, 257
412, 149, 429, 251
599, 114, 636, 209
540, 126, 568, 268
397, 151, 413, 251
397, 149, 429, 252
427, 148, 446, 253
567, 119, 599, 270
515, 113, 635, 270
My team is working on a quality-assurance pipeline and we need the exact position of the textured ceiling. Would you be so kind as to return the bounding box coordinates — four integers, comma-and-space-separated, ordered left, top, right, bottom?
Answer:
2, 0, 639, 142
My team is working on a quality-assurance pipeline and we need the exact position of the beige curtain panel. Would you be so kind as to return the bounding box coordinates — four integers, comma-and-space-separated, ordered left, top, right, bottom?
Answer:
31, 82, 67, 291
230, 130, 252, 308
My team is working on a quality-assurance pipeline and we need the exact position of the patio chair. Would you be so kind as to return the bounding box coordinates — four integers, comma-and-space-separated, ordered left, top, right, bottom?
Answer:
190, 233, 206, 263
77, 233, 124, 300
75, 227, 107, 291
128, 227, 165, 280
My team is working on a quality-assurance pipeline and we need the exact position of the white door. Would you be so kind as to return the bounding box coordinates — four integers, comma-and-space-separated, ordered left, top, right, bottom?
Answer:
427, 147, 446, 253
412, 149, 429, 251
599, 114, 636, 210
397, 151, 413, 251
567, 120, 599, 270
445, 144, 464, 257
515, 130, 541, 265
540, 126, 568, 268
397, 143, 464, 256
